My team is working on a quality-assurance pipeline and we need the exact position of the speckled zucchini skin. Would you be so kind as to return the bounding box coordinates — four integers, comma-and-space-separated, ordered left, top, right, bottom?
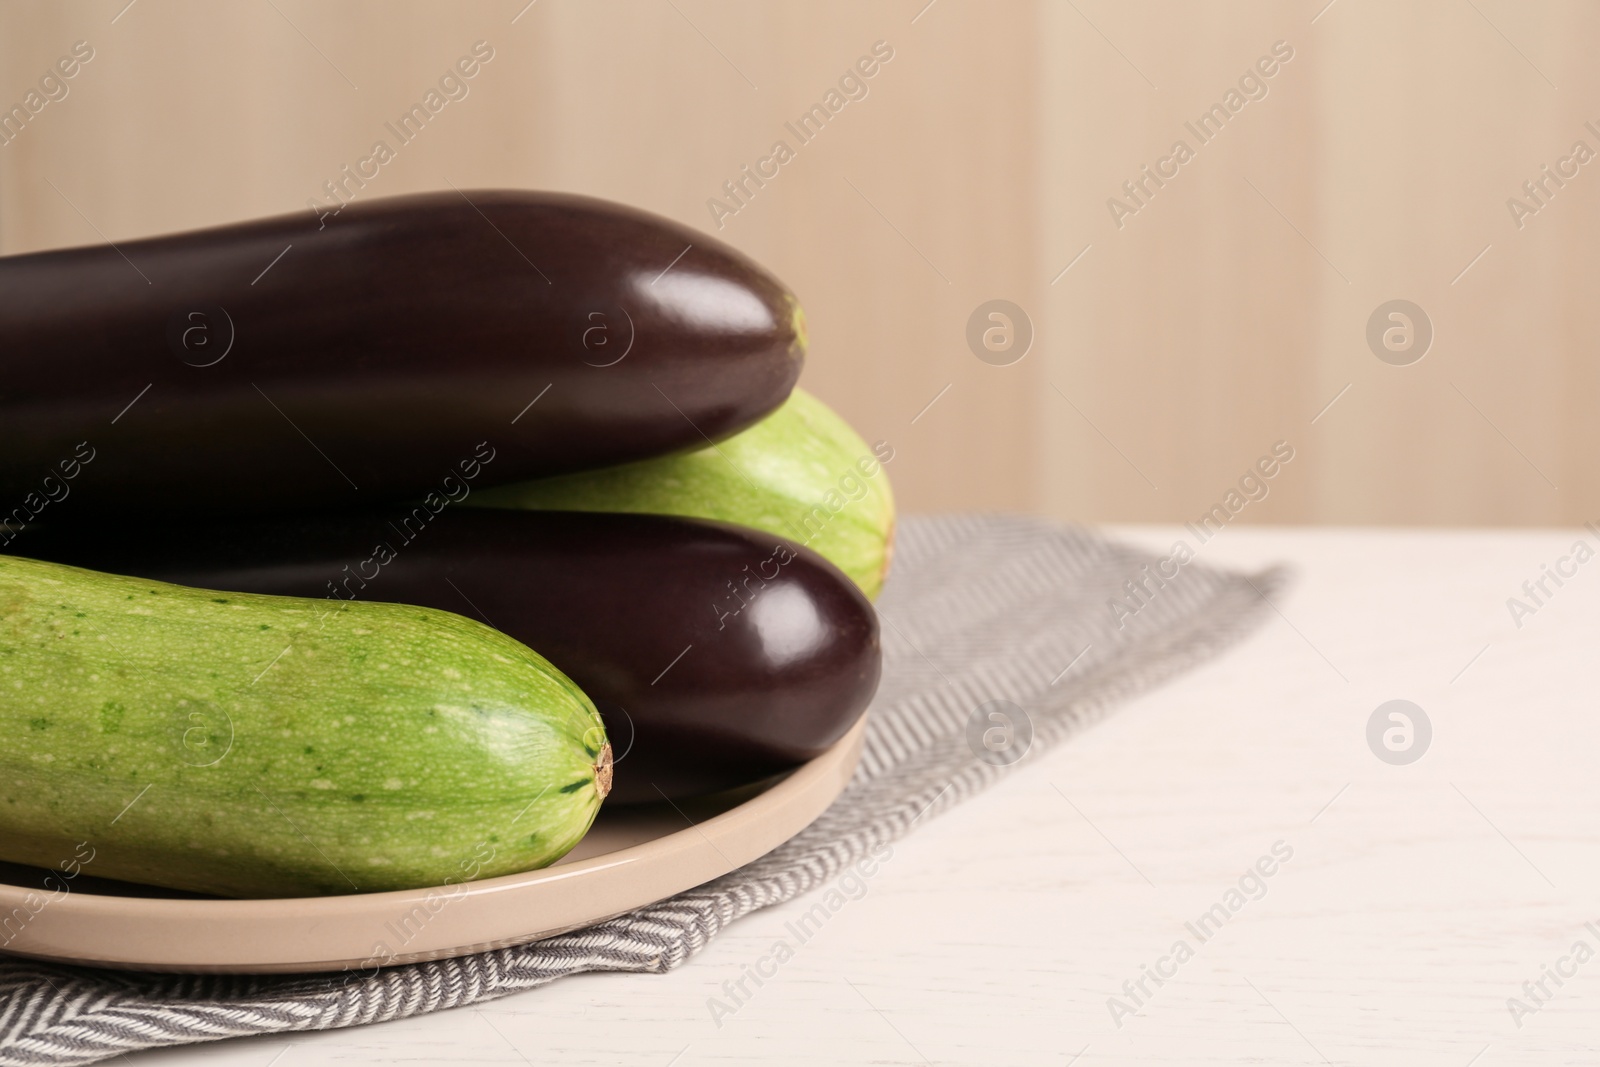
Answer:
473, 388, 897, 598
0, 556, 608, 898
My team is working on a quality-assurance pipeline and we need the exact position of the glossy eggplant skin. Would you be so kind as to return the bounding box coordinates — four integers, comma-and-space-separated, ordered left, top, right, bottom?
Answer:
0, 191, 804, 518
9, 510, 878, 803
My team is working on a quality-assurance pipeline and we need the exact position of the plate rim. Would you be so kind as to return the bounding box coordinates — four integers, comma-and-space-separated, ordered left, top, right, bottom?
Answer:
0, 716, 867, 972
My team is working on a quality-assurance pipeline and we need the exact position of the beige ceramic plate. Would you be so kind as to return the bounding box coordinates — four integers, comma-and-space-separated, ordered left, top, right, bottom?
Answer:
0, 717, 866, 974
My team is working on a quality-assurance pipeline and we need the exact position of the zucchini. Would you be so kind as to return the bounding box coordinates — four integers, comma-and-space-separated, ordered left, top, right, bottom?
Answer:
472, 388, 897, 598
0, 555, 609, 898
0, 190, 804, 519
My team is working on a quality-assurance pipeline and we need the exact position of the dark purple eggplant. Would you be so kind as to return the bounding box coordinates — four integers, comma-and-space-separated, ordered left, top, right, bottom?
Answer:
0, 191, 804, 519
8, 509, 877, 803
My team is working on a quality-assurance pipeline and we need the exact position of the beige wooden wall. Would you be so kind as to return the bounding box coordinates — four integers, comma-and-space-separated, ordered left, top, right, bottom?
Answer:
2, 0, 1595, 527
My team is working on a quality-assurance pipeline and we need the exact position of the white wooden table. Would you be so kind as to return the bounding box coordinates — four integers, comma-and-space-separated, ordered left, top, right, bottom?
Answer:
134, 526, 1600, 1066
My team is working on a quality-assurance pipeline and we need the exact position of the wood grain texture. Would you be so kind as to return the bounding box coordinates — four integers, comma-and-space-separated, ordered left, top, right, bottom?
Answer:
1, 0, 1595, 525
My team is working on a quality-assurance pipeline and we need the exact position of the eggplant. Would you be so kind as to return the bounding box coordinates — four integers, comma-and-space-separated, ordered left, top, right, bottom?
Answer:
0, 191, 805, 519
8, 509, 878, 803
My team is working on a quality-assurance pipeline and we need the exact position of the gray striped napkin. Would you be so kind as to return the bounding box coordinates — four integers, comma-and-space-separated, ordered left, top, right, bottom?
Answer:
0, 514, 1283, 1066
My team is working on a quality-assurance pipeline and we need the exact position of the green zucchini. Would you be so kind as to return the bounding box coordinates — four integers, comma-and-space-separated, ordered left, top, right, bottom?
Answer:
472, 388, 897, 598
0, 556, 609, 898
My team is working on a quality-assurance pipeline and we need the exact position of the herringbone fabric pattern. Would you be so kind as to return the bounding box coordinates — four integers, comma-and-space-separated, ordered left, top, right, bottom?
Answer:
0, 515, 1283, 1065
